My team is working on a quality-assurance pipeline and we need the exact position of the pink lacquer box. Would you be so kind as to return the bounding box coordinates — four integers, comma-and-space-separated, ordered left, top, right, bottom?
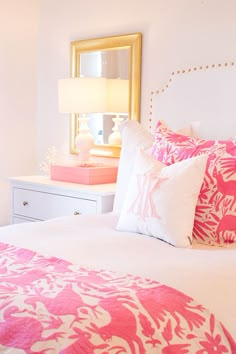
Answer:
50, 164, 118, 185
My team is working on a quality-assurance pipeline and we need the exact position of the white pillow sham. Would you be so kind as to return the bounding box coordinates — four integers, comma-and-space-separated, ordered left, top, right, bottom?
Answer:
113, 120, 199, 214
113, 120, 154, 213
116, 150, 207, 248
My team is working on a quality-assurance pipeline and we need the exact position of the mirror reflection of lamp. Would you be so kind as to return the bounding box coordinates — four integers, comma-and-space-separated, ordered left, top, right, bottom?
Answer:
106, 79, 129, 146
58, 77, 107, 165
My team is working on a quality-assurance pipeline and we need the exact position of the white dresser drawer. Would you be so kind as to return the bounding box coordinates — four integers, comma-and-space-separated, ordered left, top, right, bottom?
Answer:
9, 176, 116, 224
13, 216, 37, 224
13, 188, 97, 220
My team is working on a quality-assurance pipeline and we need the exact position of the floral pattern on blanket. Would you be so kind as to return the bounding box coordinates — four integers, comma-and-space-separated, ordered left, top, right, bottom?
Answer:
0, 242, 235, 353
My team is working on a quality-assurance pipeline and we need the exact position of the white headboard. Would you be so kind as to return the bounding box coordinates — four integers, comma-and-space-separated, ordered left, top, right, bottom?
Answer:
150, 62, 236, 139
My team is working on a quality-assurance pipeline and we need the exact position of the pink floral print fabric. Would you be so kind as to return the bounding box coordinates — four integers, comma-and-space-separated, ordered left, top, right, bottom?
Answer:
151, 120, 236, 245
0, 242, 235, 353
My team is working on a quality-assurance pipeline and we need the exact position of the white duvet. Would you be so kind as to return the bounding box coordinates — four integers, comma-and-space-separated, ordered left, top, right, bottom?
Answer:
0, 213, 235, 339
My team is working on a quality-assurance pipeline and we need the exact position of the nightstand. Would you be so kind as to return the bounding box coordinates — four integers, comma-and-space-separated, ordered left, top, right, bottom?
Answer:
9, 176, 116, 224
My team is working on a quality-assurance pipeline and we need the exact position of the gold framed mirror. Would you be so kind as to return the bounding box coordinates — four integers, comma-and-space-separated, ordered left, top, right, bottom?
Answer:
70, 33, 142, 158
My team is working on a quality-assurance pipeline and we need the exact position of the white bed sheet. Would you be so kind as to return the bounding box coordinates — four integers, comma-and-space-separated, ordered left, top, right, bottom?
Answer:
0, 214, 235, 338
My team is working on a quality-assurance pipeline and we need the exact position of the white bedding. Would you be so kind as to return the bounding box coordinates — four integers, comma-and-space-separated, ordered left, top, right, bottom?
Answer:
0, 213, 235, 339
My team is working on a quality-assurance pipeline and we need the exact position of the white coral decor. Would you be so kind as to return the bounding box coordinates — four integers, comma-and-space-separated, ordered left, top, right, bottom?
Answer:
39, 146, 58, 175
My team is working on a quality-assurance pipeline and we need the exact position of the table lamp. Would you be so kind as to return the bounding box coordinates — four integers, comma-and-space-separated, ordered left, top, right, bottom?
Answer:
106, 79, 129, 145
58, 77, 107, 165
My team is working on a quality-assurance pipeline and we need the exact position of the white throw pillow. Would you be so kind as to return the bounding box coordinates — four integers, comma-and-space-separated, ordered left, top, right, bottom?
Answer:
113, 120, 154, 213
116, 151, 207, 248
113, 120, 200, 214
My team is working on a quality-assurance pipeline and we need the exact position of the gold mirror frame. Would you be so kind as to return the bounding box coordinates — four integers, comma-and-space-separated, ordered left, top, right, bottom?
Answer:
70, 33, 142, 158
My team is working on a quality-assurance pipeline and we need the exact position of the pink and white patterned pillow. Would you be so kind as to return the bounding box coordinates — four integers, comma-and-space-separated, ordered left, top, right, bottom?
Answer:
117, 150, 207, 248
151, 120, 236, 245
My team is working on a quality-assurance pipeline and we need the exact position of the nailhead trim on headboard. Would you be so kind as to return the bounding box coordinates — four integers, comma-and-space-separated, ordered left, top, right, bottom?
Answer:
149, 61, 236, 131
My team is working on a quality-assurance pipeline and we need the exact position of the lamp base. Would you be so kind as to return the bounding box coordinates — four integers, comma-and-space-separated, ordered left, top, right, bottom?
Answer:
75, 115, 94, 164
108, 115, 123, 145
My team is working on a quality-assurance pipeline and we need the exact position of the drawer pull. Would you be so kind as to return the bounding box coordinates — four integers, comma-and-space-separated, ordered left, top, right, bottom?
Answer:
23, 201, 28, 206
74, 211, 80, 216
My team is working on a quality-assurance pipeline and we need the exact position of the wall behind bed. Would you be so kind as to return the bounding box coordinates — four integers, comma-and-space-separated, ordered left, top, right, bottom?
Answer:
37, 0, 236, 163
0, 0, 39, 226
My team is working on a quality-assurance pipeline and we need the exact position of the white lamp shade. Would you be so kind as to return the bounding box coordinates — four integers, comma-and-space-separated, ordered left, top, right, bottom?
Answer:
107, 79, 129, 113
58, 77, 107, 113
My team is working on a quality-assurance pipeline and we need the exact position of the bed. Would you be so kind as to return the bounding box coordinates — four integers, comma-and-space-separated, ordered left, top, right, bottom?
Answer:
0, 61, 235, 353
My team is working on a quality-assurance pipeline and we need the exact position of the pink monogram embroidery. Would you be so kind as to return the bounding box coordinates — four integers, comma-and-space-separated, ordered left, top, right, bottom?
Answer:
128, 170, 168, 220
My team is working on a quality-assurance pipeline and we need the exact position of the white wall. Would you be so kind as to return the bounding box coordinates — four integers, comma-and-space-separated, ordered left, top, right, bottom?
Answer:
37, 0, 236, 163
0, 0, 39, 225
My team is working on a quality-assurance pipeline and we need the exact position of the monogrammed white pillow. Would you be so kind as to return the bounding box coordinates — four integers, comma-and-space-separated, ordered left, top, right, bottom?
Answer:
116, 151, 207, 248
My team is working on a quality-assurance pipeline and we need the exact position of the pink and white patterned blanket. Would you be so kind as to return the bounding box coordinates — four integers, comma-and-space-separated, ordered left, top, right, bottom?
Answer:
0, 242, 235, 353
